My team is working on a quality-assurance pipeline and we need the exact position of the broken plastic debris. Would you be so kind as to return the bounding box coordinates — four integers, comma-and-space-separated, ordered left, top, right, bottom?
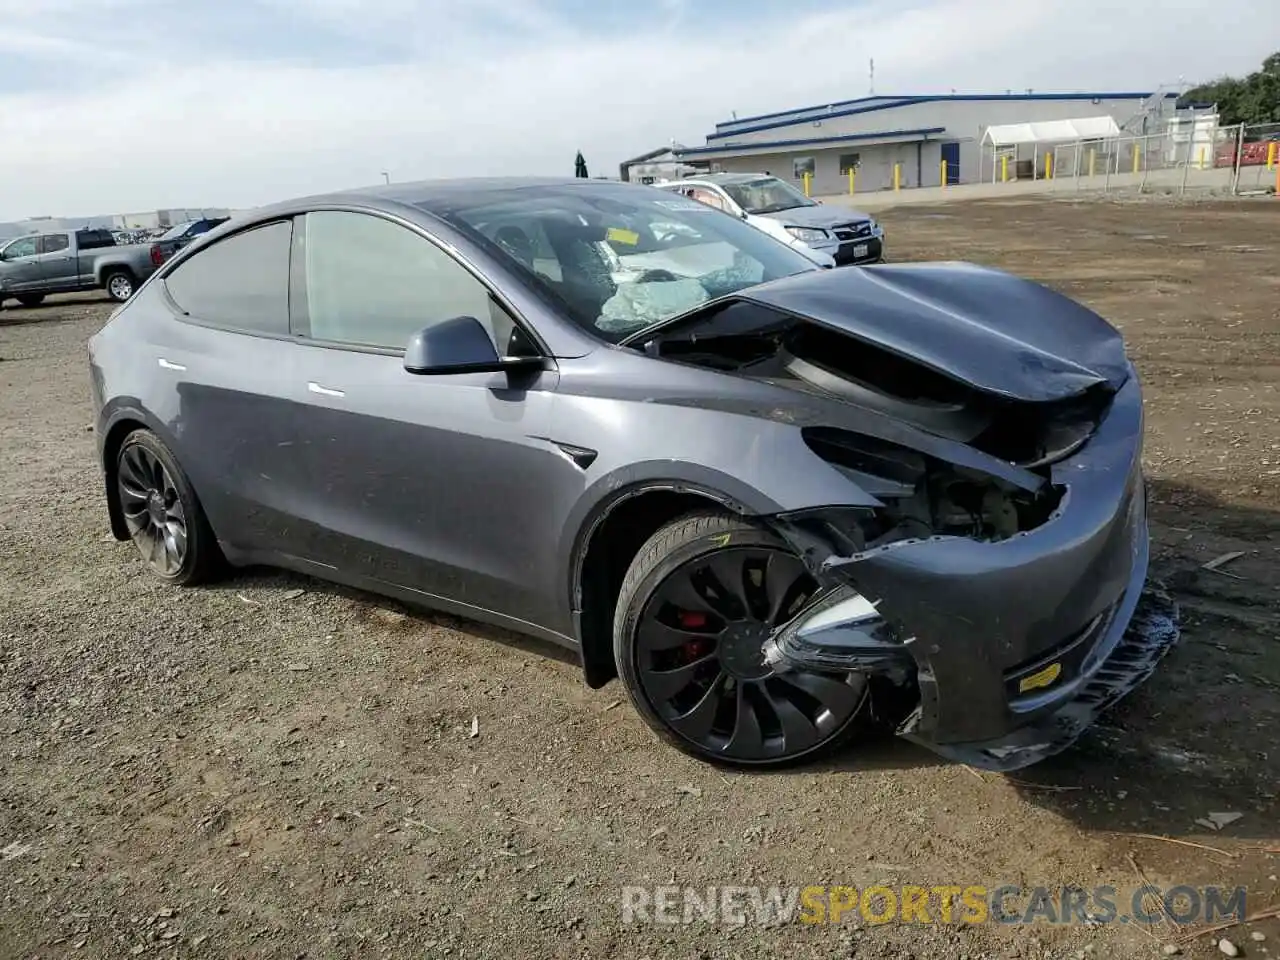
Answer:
1194, 811, 1243, 831
1, 840, 32, 861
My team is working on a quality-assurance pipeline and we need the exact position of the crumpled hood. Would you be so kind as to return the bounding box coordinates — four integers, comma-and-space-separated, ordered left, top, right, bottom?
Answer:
756, 204, 872, 229
731, 261, 1130, 403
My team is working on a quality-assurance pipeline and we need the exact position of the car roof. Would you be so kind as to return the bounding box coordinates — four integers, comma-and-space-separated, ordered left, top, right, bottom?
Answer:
677, 173, 776, 186
253, 177, 646, 220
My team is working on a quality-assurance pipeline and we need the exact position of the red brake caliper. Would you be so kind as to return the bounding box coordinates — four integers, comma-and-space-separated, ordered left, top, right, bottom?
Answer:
677, 611, 712, 662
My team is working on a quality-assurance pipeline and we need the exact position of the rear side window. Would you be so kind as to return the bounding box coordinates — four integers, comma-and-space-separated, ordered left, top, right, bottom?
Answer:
76, 230, 115, 250
164, 220, 292, 335
39, 234, 70, 254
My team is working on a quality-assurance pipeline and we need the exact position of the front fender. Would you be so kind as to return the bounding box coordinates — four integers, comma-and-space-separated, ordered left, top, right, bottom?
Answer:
553, 419, 882, 632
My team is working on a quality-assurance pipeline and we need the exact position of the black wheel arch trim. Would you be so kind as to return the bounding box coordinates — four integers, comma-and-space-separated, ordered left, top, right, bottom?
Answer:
98, 402, 183, 542
563, 465, 788, 690
564, 463, 786, 621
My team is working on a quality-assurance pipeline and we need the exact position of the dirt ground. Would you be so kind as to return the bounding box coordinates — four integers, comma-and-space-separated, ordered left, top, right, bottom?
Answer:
1, 196, 1277, 960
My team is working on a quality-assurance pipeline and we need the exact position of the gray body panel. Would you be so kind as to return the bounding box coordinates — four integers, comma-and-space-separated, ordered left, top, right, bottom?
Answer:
88, 177, 1164, 762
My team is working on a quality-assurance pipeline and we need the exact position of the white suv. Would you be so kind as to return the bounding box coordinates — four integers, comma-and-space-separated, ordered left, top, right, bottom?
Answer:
656, 173, 885, 267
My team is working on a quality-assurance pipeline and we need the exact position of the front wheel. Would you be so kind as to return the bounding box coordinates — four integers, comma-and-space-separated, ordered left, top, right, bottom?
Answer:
614, 512, 868, 767
17, 294, 45, 307
104, 271, 135, 302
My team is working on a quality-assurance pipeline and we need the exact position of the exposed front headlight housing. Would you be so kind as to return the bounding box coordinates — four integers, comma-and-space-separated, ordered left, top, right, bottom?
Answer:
761, 585, 911, 678
794, 588, 881, 635
784, 226, 829, 244
868, 219, 884, 237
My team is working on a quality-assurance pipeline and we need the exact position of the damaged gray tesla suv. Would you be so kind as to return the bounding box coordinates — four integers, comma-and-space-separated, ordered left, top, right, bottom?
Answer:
89, 178, 1178, 771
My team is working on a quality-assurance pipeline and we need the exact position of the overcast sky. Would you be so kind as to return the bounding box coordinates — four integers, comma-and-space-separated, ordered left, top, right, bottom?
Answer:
0, 0, 1275, 219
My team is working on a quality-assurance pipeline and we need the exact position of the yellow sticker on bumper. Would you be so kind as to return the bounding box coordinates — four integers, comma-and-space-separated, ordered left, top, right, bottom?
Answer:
1018, 662, 1062, 693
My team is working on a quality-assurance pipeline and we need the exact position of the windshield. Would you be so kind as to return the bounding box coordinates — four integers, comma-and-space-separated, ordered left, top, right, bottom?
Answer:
158, 221, 196, 241
720, 177, 816, 215
442, 185, 818, 344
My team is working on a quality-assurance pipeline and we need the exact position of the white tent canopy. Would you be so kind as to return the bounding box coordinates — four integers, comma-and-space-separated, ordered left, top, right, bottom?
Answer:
982, 116, 1121, 146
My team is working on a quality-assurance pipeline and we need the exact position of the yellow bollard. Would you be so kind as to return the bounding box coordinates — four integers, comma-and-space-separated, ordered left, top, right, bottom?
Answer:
940, 159, 947, 187
1088, 149, 1096, 177
1001, 155, 1008, 183
803, 171, 812, 197
893, 163, 901, 191
848, 168, 856, 195
1268, 142, 1278, 170
1133, 145, 1141, 174
1045, 152, 1053, 179
1197, 147, 1206, 170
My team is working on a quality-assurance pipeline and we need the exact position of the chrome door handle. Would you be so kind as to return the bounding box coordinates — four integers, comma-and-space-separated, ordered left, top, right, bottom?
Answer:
307, 381, 345, 398
157, 358, 187, 371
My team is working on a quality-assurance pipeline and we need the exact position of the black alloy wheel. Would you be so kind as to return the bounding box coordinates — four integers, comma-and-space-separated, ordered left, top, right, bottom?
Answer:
615, 513, 867, 766
114, 430, 220, 584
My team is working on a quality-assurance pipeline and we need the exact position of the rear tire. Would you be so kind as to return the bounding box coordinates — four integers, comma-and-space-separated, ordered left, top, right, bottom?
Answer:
104, 270, 135, 302
114, 429, 222, 585
613, 512, 868, 767
17, 294, 44, 307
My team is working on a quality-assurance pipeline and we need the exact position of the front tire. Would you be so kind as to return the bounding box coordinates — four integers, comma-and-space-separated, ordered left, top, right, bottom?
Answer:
614, 512, 868, 767
104, 270, 135, 302
115, 429, 221, 585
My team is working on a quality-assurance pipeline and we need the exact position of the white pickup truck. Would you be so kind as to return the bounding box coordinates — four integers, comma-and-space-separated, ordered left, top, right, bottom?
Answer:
0, 228, 162, 308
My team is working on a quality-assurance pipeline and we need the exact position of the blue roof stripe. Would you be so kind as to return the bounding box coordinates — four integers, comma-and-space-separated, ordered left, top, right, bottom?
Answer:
675, 127, 947, 160
714, 95, 899, 131
708, 91, 1175, 141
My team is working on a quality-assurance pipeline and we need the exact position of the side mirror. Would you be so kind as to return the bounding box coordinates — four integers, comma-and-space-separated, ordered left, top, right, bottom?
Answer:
403, 315, 543, 376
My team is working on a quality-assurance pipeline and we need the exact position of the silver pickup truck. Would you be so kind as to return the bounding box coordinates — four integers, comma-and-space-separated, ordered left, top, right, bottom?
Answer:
0, 229, 161, 308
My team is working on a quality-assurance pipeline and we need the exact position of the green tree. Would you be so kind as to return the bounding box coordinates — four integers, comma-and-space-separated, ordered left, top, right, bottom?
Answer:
1181, 51, 1280, 124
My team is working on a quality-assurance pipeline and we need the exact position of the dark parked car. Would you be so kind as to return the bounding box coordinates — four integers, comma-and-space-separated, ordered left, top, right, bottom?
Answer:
149, 217, 231, 265
88, 178, 1178, 771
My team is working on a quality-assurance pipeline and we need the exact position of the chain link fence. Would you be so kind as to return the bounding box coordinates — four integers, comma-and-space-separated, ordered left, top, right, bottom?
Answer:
985, 121, 1280, 198
1042, 125, 1236, 195
1230, 121, 1280, 194
819, 117, 1279, 203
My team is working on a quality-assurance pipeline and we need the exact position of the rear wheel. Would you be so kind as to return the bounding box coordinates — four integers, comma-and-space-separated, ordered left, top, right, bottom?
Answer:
614, 512, 868, 766
104, 271, 135, 302
17, 294, 44, 307
115, 429, 221, 585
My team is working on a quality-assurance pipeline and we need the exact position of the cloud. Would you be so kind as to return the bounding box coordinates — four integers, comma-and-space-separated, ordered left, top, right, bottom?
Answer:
0, 0, 1274, 218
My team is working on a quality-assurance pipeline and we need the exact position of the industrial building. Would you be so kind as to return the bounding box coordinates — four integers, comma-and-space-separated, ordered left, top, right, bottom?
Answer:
1, 207, 233, 240
672, 90, 1184, 194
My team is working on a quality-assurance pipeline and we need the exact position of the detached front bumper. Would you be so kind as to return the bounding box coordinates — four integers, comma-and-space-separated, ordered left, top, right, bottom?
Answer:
920, 582, 1179, 771
770, 373, 1180, 770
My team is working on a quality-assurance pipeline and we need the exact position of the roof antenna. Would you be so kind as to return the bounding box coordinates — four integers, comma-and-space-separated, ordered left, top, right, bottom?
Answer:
868, 58, 875, 96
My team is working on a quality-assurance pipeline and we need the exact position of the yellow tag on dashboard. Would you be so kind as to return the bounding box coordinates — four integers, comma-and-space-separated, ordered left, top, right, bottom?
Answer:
607, 227, 639, 246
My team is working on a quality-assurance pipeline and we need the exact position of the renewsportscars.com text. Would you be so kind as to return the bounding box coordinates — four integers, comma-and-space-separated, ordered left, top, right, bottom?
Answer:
620, 884, 1248, 927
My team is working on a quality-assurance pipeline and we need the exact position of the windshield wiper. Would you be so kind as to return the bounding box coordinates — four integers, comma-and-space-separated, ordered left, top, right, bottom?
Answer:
752, 202, 806, 215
